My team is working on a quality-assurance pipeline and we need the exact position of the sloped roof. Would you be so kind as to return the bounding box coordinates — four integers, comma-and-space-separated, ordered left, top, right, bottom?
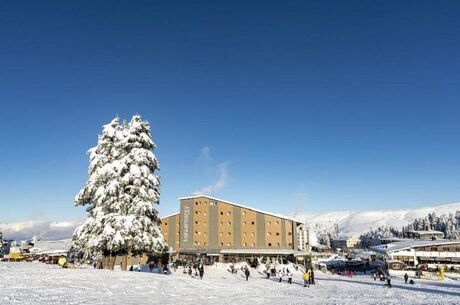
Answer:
372, 239, 460, 254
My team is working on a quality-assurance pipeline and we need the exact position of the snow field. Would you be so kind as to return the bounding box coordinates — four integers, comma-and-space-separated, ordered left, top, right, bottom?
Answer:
1, 262, 460, 305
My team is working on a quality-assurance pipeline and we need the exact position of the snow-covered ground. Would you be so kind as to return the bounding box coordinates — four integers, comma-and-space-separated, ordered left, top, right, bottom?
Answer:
1, 262, 459, 305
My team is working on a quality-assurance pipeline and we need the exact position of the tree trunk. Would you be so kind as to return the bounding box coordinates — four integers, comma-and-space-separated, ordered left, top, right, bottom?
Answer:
121, 255, 128, 271
109, 255, 116, 270
102, 255, 109, 269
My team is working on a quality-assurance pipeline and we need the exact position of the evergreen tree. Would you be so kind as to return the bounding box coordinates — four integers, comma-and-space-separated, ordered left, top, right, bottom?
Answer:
72, 116, 164, 268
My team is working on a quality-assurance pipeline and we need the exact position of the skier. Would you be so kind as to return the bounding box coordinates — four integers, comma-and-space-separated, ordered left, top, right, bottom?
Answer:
278, 269, 284, 283
287, 269, 293, 284
404, 273, 409, 284
303, 271, 310, 287
188, 266, 192, 276
244, 267, 250, 281
372, 272, 377, 281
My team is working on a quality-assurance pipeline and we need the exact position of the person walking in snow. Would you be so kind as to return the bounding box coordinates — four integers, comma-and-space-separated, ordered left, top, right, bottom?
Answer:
188, 266, 192, 276
244, 267, 250, 281
372, 272, 377, 281
278, 269, 284, 283
198, 264, 204, 279
404, 273, 409, 284
287, 269, 293, 284
309, 269, 315, 285
303, 271, 310, 287
386, 275, 392, 288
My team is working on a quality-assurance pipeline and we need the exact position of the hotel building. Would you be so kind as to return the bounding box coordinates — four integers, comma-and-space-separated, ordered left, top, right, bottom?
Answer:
160, 195, 307, 261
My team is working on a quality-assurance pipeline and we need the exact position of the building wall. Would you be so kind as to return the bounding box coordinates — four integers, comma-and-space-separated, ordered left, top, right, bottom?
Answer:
160, 214, 180, 251
193, 200, 209, 247
164, 196, 302, 253
217, 201, 234, 247
264, 215, 282, 248
240, 208, 257, 247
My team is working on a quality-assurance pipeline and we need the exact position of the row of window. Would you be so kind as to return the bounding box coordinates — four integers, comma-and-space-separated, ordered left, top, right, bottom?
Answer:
190, 241, 293, 247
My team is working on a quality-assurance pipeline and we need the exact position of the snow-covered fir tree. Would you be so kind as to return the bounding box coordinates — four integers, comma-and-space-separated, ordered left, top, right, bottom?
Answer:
72, 115, 165, 267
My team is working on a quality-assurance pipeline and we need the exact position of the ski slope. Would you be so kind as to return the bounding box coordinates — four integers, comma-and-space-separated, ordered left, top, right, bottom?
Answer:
1, 262, 459, 305
297, 202, 460, 236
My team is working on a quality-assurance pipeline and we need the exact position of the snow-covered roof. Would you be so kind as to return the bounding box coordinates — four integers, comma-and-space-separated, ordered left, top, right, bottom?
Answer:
29, 239, 72, 255
408, 230, 444, 235
178, 195, 302, 223
160, 212, 180, 220
372, 239, 460, 254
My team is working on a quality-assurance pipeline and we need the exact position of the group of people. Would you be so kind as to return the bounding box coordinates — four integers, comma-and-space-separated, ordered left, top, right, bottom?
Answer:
370, 270, 415, 287
303, 269, 315, 287
183, 261, 205, 279
229, 264, 251, 280
264, 265, 315, 287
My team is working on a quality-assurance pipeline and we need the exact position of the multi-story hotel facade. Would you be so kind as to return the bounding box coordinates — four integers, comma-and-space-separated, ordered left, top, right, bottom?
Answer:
160, 195, 307, 262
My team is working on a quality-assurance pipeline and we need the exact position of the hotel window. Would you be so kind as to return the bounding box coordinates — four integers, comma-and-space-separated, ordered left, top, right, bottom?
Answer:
242, 211, 246, 216
204, 232, 207, 236
203, 242, 207, 246
203, 212, 207, 216
194, 231, 198, 235
195, 221, 199, 225
268, 243, 272, 247
267, 232, 272, 237
219, 221, 223, 226
220, 242, 224, 246
243, 243, 247, 247
219, 232, 223, 236
251, 243, 255, 247
195, 202, 198, 205
251, 221, 255, 225
251, 232, 255, 236
227, 232, 231, 236
267, 221, 271, 225
227, 221, 231, 225
220, 212, 224, 215
243, 232, 247, 236
276, 243, 280, 247
288, 243, 292, 247
276, 232, 280, 236
288, 232, 292, 236
227, 211, 231, 216
243, 221, 247, 226
164, 222, 168, 225
226, 242, 231, 246
275, 221, 279, 225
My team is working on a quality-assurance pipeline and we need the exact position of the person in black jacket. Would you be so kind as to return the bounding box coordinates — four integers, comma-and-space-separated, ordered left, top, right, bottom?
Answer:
244, 267, 250, 281
404, 273, 409, 284
198, 264, 204, 279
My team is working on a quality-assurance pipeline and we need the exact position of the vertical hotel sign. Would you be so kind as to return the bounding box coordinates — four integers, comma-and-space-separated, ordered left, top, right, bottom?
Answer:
183, 206, 191, 242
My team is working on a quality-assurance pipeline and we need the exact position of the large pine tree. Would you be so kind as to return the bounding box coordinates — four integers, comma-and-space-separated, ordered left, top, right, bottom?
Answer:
73, 115, 164, 268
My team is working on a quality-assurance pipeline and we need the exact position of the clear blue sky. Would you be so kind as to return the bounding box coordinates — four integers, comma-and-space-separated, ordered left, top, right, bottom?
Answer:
1, 1, 460, 222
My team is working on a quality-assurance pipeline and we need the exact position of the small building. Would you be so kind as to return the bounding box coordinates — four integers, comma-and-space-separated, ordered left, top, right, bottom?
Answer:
331, 235, 361, 251
372, 240, 460, 270
386, 259, 406, 270
403, 230, 444, 240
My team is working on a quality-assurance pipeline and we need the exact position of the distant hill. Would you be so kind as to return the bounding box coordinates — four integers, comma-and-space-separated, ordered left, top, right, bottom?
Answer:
295, 202, 460, 243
